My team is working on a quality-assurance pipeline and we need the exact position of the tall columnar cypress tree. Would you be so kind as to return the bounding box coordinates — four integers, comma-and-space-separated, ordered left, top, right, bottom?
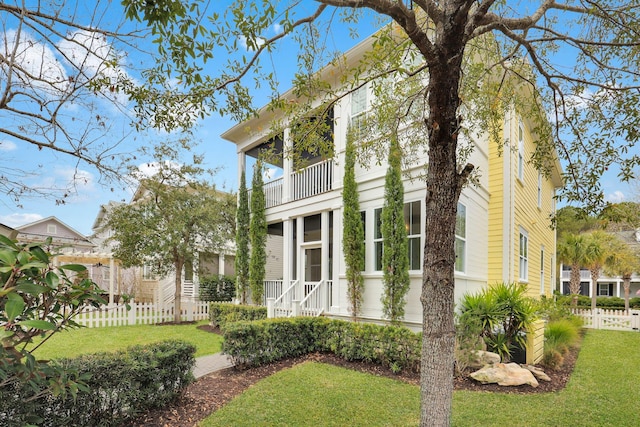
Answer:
381, 138, 410, 323
249, 160, 267, 305
235, 170, 250, 304
342, 128, 365, 320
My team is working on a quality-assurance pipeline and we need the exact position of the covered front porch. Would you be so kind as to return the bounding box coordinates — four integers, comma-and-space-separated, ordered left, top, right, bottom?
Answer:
262, 211, 337, 318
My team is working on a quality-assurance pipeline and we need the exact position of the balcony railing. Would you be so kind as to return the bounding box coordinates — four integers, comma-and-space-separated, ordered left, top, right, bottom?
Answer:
291, 159, 333, 201
246, 159, 334, 209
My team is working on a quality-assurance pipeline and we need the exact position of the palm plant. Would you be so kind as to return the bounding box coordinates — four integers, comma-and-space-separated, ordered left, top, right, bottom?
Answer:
557, 233, 589, 305
604, 237, 639, 313
583, 231, 616, 311
459, 282, 537, 362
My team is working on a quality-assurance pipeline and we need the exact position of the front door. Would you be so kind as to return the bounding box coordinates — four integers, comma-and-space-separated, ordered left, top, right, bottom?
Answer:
304, 247, 322, 295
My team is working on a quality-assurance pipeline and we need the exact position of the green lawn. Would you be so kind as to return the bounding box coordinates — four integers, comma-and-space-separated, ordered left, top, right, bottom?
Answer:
201, 329, 640, 427
30, 321, 223, 359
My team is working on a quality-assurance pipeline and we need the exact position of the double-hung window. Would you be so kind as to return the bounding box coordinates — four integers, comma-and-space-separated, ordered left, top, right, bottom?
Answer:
350, 85, 368, 137
519, 229, 529, 282
518, 122, 525, 181
374, 208, 383, 271
374, 201, 422, 271
404, 201, 421, 270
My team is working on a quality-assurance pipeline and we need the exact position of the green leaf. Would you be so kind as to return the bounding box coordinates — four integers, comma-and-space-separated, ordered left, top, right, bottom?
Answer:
0, 234, 17, 248
18, 320, 57, 331
0, 249, 16, 265
16, 283, 49, 295
0, 330, 15, 340
18, 262, 47, 271
5, 292, 25, 321
45, 271, 60, 289
0, 265, 13, 273
59, 264, 87, 272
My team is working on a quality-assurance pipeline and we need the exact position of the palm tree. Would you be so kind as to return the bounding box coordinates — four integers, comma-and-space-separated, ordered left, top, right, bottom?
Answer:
583, 231, 616, 311
557, 233, 589, 305
605, 237, 639, 313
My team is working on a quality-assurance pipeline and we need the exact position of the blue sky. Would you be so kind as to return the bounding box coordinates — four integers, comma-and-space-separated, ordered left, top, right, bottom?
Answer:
0, 2, 635, 236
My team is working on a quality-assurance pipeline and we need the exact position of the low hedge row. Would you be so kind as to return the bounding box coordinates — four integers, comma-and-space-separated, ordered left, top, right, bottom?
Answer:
1, 340, 195, 427
557, 295, 640, 309
222, 317, 421, 374
209, 302, 267, 329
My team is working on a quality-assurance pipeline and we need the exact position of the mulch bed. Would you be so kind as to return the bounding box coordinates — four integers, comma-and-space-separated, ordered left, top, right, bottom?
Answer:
127, 325, 580, 427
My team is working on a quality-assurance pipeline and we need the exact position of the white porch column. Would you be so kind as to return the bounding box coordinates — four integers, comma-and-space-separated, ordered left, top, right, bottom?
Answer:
296, 216, 304, 298
321, 211, 330, 282
321, 211, 330, 311
331, 207, 341, 312
283, 219, 291, 289
237, 151, 246, 190
617, 279, 621, 298
283, 127, 292, 203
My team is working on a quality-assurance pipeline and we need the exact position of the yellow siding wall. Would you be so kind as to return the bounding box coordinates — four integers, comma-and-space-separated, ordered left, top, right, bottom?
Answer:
487, 124, 506, 284
487, 111, 558, 298
512, 116, 557, 298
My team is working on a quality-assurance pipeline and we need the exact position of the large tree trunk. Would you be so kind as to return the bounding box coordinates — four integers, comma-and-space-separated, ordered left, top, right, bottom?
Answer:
420, 46, 470, 426
570, 264, 581, 305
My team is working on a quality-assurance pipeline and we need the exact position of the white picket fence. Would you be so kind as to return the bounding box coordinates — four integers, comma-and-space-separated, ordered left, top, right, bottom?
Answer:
73, 300, 210, 328
572, 308, 640, 332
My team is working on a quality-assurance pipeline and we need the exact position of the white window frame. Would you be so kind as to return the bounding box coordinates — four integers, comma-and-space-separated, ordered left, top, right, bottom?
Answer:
598, 283, 610, 296
455, 202, 466, 273
47, 224, 57, 234
142, 264, 155, 281
519, 228, 529, 282
350, 84, 368, 136
374, 208, 383, 271
518, 121, 525, 181
404, 200, 422, 271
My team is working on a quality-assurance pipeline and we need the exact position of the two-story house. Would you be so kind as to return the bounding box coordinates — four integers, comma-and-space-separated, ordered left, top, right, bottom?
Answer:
92, 185, 238, 304
15, 216, 122, 303
222, 35, 562, 328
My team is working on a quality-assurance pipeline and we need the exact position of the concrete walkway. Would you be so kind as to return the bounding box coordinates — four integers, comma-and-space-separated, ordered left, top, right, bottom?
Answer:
193, 353, 235, 379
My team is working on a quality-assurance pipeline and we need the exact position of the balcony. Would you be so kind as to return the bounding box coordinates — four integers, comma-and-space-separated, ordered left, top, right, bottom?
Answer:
249, 159, 334, 209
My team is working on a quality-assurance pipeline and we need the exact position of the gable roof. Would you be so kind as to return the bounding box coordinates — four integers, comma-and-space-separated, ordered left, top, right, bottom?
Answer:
0, 223, 17, 239
16, 216, 94, 248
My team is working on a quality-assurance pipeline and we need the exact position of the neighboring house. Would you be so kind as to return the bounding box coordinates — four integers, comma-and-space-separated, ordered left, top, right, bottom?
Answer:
15, 216, 122, 302
93, 186, 237, 304
0, 222, 17, 239
221, 36, 562, 327
560, 230, 640, 298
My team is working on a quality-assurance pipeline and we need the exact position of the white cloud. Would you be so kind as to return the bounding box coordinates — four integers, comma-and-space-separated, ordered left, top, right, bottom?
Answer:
273, 23, 283, 34
0, 213, 43, 228
606, 190, 625, 203
239, 35, 266, 51
263, 167, 282, 181
136, 161, 183, 179
0, 140, 17, 152
1, 29, 69, 94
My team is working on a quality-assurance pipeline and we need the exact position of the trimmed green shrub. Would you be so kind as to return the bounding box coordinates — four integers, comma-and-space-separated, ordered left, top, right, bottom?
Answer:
556, 294, 640, 310
0, 340, 195, 427
200, 275, 236, 302
222, 317, 421, 374
209, 302, 267, 329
